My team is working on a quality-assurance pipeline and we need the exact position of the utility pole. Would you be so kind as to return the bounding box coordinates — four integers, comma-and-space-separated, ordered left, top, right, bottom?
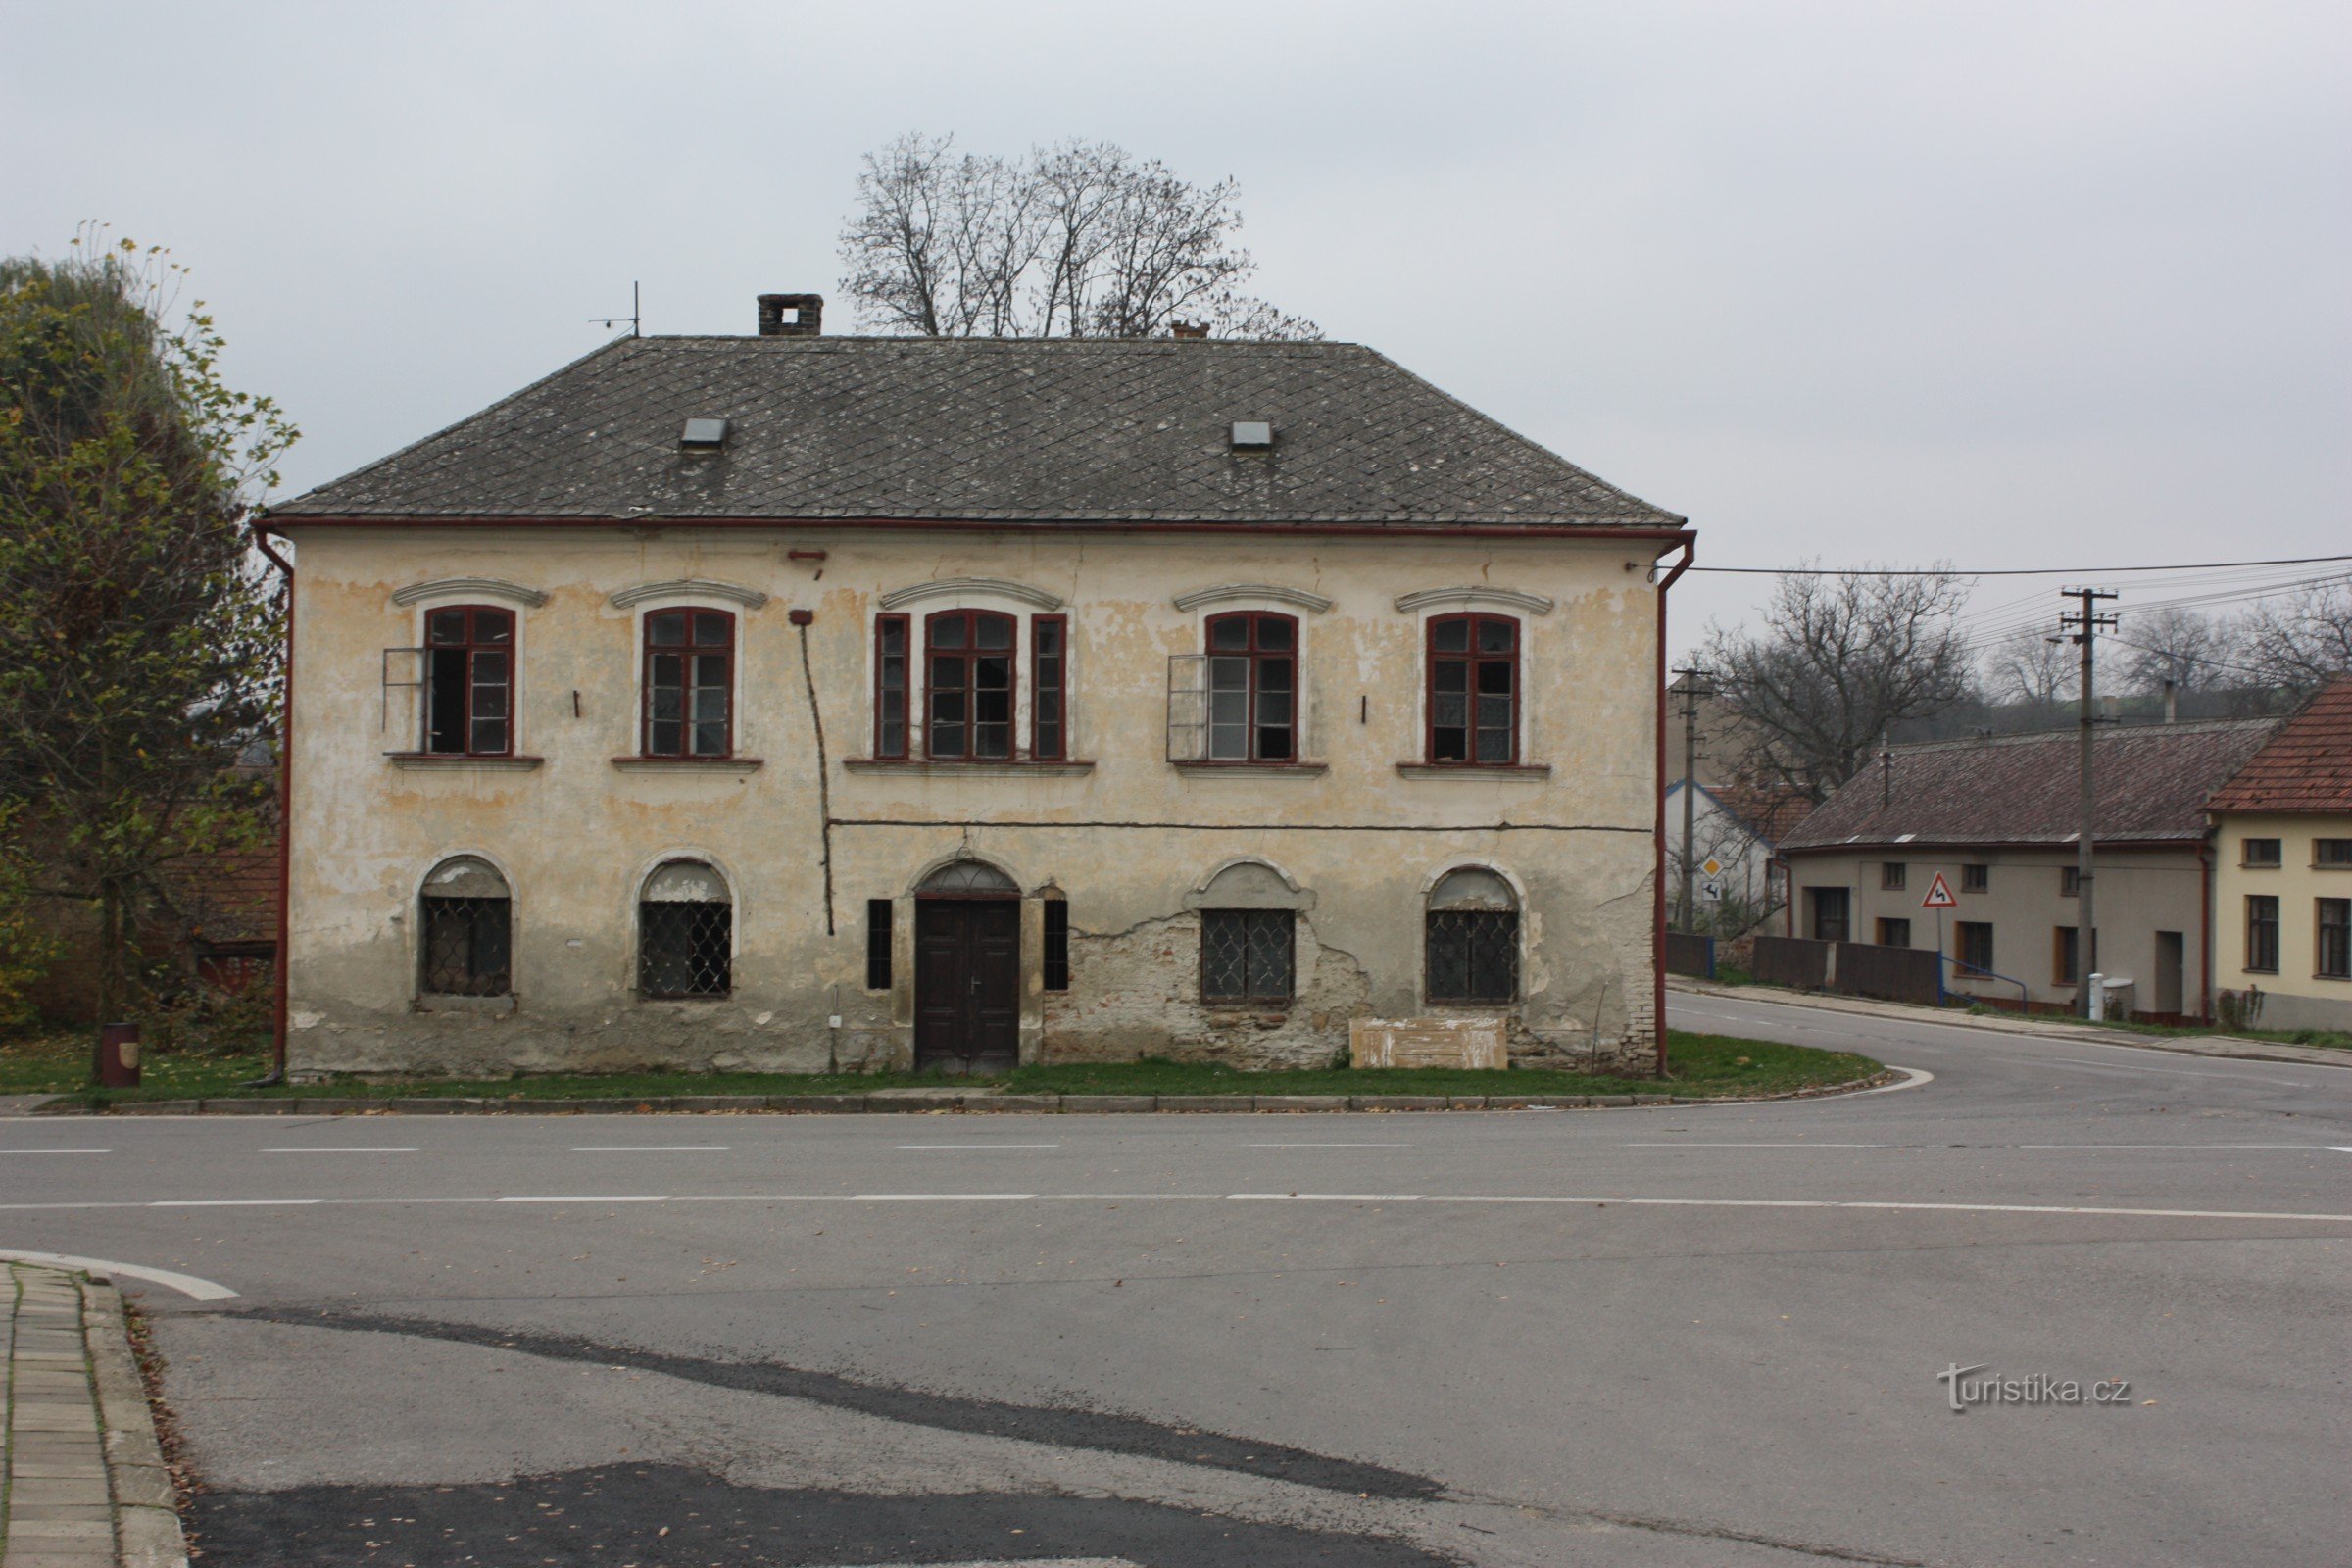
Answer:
2061, 586, 2119, 1016
1672, 668, 1713, 933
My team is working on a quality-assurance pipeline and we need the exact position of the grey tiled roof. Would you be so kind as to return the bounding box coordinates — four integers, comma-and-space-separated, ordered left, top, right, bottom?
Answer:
1779, 719, 2280, 851
270, 336, 1684, 528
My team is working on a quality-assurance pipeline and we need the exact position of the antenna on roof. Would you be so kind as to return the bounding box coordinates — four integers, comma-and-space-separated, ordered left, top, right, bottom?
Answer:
591, 281, 642, 338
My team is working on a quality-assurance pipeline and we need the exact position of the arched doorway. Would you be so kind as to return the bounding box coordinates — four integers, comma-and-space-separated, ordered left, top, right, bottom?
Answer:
913, 860, 1021, 1073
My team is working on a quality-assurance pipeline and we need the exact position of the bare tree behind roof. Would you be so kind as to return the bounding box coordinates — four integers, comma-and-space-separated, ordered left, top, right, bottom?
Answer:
840, 134, 1319, 340
2234, 578, 2352, 697
2117, 605, 2235, 695
1984, 624, 2073, 708
1700, 567, 1976, 802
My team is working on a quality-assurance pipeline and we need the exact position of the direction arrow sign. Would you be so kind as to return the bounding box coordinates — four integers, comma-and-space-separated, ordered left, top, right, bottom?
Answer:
1921, 871, 1958, 909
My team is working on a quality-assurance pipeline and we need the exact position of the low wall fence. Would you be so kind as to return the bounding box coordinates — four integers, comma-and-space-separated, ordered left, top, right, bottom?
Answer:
1664, 931, 1716, 980
1747, 934, 1941, 1006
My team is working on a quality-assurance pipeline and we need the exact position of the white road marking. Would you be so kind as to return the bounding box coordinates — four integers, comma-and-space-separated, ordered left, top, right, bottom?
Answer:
852, 1192, 1036, 1200
571, 1145, 731, 1152
496, 1194, 668, 1203
1230, 1193, 1423, 1201
1624, 1143, 1890, 1149
2017, 1144, 2341, 1151
897, 1144, 1061, 1151
153, 1198, 320, 1207
1247, 1143, 1413, 1149
0, 1147, 108, 1153
0, 1248, 237, 1301
264, 1146, 419, 1153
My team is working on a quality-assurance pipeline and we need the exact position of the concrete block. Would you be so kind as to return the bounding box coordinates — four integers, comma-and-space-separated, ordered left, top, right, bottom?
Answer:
198, 1098, 297, 1114
1062, 1095, 1154, 1113
1633, 1093, 1673, 1104
1155, 1095, 1253, 1112
863, 1091, 964, 1111
1593, 1095, 1636, 1106
1352, 1095, 1448, 1110
1446, 1095, 1492, 1109
973, 1094, 1060, 1112
1253, 1095, 1348, 1111
764, 1095, 864, 1112
1350, 1016, 1507, 1070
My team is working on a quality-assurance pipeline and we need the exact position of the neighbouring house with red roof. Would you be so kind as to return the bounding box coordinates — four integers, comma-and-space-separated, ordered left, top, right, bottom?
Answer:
2205, 675, 2352, 1032
1774, 719, 2278, 1020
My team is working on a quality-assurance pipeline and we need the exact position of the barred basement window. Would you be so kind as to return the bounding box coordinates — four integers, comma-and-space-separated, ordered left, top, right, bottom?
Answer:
418, 856, 511, 996
1043, 900, 1070, 992
639, 860, 732, 998
1201, 908, 1293, 1004
865, 899, 893, 991
1426, 867, 1518, 1004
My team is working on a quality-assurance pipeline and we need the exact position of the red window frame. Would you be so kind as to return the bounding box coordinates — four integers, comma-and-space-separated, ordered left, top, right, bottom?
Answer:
1425, 613, 1519, 765
1203, 612, 1298, 762
924, 609, 1018, 760
423, 605, 515, 757
874, 613, 911, 759
640, 607, 736, 759
1031, 613, 1067, 760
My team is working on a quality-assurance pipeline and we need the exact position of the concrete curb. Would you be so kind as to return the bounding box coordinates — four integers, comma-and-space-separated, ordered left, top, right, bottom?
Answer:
65, 1075, 1893, 1117
1669, 977, 2351, 1069
76, 1282, 184, 1568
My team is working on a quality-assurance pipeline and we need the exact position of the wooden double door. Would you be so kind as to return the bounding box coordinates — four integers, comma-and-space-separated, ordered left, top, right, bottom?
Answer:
914, 897, 1020, 1073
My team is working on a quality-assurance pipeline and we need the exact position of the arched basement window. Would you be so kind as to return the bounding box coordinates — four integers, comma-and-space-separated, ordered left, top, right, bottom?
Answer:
1427, 868, 1518, 1004
420, 856, 512, 996
640, 860, 732, 998
917, 860, 1020, 894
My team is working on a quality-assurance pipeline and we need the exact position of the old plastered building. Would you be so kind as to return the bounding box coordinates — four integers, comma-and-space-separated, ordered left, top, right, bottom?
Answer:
260, 298, 1694, 1078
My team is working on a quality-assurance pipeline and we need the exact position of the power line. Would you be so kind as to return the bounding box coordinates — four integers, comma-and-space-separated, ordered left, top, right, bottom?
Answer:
1686, 553, 2352, 577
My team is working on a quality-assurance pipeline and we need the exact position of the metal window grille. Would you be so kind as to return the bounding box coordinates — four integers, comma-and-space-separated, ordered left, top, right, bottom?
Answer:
1043, 901, 1070, 991
1201, 908, 1293, 1003
421, 896, 512, 996
1426, 909, 1517, 1003
640, 901, 732, 997
865, 899, 893, 991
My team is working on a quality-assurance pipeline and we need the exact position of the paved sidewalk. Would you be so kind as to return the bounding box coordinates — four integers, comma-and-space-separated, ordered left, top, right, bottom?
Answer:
1, 1265, 185, 1568
1670, 975, 2352, 1068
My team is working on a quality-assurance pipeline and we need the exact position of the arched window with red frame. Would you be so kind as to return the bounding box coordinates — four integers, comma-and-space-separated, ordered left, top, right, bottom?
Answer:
424, 605, 514, 756
642, 607, 735, 758
1428, 613, 1518, 764
1205, 612, 1296, 762
926, 610, 1016, 760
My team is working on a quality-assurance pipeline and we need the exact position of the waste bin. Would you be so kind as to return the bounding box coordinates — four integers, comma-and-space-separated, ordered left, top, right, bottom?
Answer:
97, 1022, 140, 1088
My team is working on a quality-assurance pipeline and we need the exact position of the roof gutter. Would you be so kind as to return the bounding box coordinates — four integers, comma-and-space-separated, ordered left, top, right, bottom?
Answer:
1651, 535, 1695, 1077
250, 517, 294, 1086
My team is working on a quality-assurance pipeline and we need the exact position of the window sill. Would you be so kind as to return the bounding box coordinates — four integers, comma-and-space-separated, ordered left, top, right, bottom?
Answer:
611, 756, 763, 772
843, 758, 1095, 776
1172, 760, 1328, 776
386, 753, 545, 771
1394, 762, 1550, 780
2240, 864, 2281, 871
415, 994, 515, 1015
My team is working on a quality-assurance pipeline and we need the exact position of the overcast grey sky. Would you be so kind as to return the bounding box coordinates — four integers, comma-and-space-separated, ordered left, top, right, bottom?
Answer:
6, 1, 2346, 657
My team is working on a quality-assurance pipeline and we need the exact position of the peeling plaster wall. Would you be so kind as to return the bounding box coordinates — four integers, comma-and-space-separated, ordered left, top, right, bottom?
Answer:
278, 527, 1664, 1077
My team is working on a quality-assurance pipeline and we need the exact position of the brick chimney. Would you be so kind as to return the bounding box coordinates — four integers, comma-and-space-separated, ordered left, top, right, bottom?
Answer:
1169, 319, 1208, 339
758, 294, 824, 337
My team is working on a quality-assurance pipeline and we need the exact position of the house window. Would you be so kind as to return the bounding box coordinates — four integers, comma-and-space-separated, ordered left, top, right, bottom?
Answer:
1807, 887, 1850, 943
423, 606, 514, 755
926, 610, 1016, 760
1876, 917, 1911, 948
1205, 612, 1296, 761
2245, 896, 2279, 972
865, 899, 893, 991
874, 614, 910, 759
2314, 839, 2351, 867
2319, 899, 2350, 980
1032, 615, 1067, 760
1882, 862, 1908, 891
642, 608, 734, 758
418, 856, 511, 996
2242, 838, 2282, 868
1426, 868, 1519, 1004
1962, 863, 1989, 894
1956, 921, 1994, 976
639, 860, 732, 998
2054, 925, 2080, 985
1043, 899, 1070, 991
2060, 865, 2081, 897
1201, 908, 1294, 1004
1427, 614, 1518, 764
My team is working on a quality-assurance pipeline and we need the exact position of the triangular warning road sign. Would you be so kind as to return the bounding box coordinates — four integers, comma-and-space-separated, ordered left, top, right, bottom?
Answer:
1921, 872, 1958, 909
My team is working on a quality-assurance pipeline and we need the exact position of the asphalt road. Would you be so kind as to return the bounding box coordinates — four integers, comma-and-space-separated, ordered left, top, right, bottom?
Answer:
3, 993, 2348, 1567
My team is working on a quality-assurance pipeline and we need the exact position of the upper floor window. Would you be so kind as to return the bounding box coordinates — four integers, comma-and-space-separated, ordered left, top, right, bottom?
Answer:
1882, 862, 1908, 891
424, 606, 514, 755
2242, 837, 2282, 868
1427, 614, 1517, 764
1032, 615, 1067, 760
926, 610, 1016, 760
642, 608, 734, 758
2060, 865, 2081, 897
1206, 612, 1296, 762
875, 614, 910, 759
2318, 839, 2352, 868
2245, 894, 2279, 973
1962, 863, 1989, 893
